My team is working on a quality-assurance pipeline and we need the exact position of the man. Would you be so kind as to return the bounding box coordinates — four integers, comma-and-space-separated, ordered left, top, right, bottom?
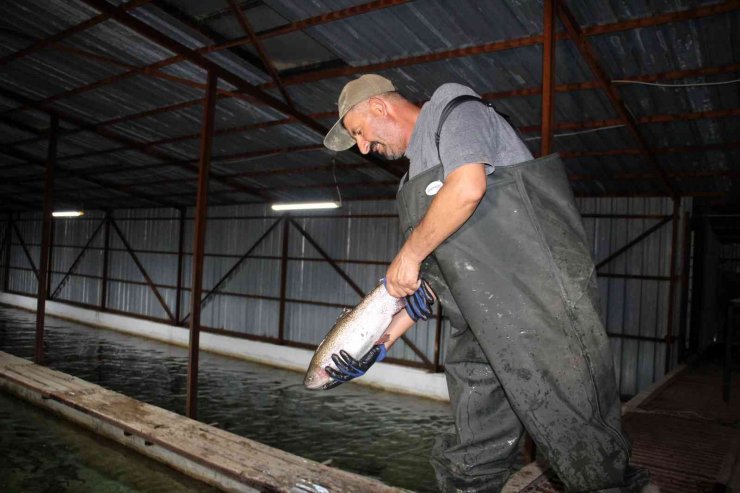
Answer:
323, 74, 649, 492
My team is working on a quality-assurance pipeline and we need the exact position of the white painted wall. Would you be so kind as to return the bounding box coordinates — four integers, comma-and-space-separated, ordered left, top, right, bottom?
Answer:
0, 292, 450, 402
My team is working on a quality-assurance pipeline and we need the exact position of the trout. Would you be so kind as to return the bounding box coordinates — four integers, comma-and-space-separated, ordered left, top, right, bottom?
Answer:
304, 283, 405, 390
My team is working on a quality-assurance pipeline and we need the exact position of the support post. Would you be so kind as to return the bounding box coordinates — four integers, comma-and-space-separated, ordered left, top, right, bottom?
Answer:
186, 70, 217, 420
2, 213, 12, 292
540, 0, 556, 156
35, 114, 58, 365
47, 220, 55, 297
665, 197, 680, 374
278, 217, 289, 344
677, 210, 692, 363
175, 207, 186, 324
100, 211, 111, 310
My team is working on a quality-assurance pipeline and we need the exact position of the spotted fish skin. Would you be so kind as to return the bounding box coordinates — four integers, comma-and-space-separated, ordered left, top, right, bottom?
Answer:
303, 283, 404, 390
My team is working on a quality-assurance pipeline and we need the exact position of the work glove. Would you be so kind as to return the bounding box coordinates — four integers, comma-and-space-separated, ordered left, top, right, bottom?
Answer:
380, 277, 435, 322
323, 344, 387, 390
404, 279, 435, 322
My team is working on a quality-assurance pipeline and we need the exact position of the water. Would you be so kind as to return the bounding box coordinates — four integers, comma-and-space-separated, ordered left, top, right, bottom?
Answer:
0, 392, 220, 493
0, 306, 453, 492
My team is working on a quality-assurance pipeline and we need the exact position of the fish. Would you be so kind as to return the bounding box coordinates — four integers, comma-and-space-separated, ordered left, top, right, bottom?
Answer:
304, 282, 405, 390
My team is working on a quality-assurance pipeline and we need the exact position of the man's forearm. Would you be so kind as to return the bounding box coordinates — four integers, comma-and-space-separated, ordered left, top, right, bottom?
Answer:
383, 309, 416, 349
385, 163, 487, 296
402, 167, 485, 261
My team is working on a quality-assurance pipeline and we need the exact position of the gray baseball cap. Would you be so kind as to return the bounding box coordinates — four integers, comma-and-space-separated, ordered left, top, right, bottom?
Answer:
323, 74, 396, 151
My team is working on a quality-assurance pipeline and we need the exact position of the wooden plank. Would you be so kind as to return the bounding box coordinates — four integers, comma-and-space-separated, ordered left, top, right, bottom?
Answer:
0, 351, 407, 493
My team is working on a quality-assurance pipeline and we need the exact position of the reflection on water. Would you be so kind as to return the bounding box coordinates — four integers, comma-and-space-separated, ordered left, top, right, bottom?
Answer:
0, 306, 452, 492
0, 392, 220, 493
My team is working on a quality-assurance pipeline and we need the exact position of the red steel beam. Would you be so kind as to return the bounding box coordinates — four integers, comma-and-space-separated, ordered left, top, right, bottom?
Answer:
174, 207, 185, 324
561, 140, 740, 159
100, 212, 111, 310
557, 1, 676, 195
665, 198, 680, 373
0, 86, 268, 202
48, 103, 740, 176
7, 0, 730, 123
7, 59, 737, 160
186, 70, 218, 420
0, 0, 410, 119
2, 215, 11, 292
0, 0, 153, 68
540, 0, 557, 156
568, 169, 740, 182
34, 114, 58, 365
80, 0, 400, 181
7, 136, 739, 191
278, 218, 289, 344
227, 0, 294, 107
269, 2, 740, 88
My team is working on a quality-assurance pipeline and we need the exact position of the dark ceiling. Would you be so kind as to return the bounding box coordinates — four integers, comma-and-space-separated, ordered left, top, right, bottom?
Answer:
0, 0, 737, 215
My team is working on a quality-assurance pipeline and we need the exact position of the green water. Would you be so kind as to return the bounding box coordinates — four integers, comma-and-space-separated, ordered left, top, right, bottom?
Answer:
0, 392, 220, 493
0, 305, 452, 492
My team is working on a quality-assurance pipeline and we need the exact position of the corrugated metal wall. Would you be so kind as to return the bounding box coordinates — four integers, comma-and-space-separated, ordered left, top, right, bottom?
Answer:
721, 243, 740, 274
577, 197, 690, 397
0, 196, 688, 396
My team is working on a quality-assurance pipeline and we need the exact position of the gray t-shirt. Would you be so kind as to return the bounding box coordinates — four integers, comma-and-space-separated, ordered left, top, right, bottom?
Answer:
405, 83, 533, 180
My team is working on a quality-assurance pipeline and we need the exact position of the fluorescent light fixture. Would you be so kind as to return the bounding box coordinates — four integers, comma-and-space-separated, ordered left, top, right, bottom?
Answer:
271, 201, 340, 211
52, 211, 85, 218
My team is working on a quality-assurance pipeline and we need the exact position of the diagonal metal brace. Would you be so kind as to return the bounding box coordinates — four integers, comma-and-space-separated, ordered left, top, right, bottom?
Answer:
181, 217, 283, 324
110, 217, 175, 322
11, 221, 40, 281
289, 218, 434, 367
51, 218, 107, 299
595, 216, 672, 270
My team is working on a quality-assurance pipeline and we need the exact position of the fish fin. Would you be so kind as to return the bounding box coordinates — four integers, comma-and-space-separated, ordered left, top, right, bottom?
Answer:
335, 307, 351, 321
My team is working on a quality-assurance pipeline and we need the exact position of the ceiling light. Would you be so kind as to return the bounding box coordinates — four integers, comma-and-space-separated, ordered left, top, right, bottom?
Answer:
52, 211, 85, 218
271, 202, 341, 211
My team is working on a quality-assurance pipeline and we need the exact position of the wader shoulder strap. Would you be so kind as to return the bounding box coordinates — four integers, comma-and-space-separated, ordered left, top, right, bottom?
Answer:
434, 95, 515, 163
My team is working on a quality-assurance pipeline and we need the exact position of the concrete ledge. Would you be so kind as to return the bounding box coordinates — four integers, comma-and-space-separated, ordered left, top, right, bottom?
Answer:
0, 292, 449, 401
0, 351, 408, 493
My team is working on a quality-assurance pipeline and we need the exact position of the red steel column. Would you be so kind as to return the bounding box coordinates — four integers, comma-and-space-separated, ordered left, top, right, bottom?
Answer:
100, 211, 111, 309
186, 71, 217, 419
3, 214, 12, 292
665, 197, 680, 374
540, 0, 556, 156
175, 206, 186, 325
278, 217, 289, 344
35, 114, 58, 365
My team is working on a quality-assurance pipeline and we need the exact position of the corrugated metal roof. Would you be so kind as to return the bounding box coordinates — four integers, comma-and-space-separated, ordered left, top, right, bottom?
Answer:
0, 0, 737, 210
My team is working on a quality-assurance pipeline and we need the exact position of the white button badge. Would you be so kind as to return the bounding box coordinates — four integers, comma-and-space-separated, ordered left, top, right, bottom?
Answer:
425, 180, 443, 196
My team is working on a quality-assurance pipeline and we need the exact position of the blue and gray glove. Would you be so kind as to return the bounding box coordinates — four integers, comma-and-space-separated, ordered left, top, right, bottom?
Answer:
380, 277, 435, 322
404, 279, 435, 321
323, 345, 387, 390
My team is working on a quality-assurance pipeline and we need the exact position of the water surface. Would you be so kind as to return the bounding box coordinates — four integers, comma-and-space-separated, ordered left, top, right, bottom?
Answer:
0, 305, 452, 492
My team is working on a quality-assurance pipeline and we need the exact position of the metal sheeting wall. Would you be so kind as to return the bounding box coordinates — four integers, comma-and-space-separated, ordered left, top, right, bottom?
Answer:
721, 243, 740, 274
2, 196, 687, 396
577, 197, 690, 397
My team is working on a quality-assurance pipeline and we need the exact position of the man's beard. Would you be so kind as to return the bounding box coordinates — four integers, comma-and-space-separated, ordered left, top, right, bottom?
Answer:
370, 141, 403, 160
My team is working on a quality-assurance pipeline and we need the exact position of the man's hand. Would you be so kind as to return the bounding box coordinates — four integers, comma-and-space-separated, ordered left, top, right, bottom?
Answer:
386, 163, 487, 297
323, 344, 387, 390
385, 246, 424, 297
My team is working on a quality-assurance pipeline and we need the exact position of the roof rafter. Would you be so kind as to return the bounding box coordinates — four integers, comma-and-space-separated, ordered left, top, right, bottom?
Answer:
264, 2, 740, 88
77, 0, 401, 182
